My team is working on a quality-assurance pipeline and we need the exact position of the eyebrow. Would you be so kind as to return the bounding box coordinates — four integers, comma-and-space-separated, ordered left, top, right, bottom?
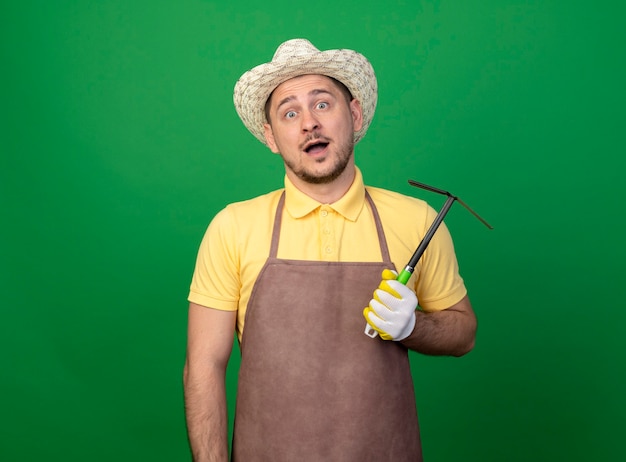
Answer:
275, 89, 335, 112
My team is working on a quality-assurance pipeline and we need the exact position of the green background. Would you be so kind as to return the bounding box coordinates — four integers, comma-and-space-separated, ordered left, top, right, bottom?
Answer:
2, 1, 624, 460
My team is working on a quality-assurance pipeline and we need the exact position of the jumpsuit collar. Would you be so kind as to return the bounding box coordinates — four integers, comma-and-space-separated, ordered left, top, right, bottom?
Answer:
283, 167, 366, 222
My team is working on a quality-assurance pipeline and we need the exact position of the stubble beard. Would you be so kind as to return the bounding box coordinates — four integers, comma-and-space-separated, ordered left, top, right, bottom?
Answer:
283, 137, 355, 185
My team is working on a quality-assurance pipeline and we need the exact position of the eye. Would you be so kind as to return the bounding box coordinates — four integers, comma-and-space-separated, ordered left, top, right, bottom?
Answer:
285, 110, 297, 119
316, 102, 329, 110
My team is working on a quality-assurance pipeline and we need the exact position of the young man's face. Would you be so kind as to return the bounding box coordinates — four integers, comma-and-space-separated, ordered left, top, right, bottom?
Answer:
263, 74, 363, 185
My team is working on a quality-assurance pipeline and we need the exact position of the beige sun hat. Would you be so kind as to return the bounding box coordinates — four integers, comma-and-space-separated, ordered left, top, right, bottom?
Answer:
233, 38, 378, 146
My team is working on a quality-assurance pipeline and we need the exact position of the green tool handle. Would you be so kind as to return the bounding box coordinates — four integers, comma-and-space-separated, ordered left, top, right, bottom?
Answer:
396, 268, 412, 285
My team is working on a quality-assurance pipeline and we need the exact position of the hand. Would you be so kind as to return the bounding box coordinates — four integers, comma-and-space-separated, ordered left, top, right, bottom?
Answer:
363, 269, 417, 341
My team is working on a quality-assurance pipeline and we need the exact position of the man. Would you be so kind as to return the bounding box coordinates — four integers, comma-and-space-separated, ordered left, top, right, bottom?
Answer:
184, 39, 476, 462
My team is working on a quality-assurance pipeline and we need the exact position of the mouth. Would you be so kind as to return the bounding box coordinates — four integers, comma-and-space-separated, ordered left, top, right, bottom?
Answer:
303, 138, 330, 155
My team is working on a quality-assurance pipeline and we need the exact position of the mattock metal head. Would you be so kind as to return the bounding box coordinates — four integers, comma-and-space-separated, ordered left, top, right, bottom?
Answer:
408, 180, 494, 230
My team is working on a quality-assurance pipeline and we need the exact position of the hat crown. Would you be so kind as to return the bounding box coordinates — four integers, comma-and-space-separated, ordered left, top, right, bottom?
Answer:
272, 39, 319, 62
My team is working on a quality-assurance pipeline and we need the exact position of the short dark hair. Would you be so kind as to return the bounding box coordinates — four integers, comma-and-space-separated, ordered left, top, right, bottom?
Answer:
264, 76, 353, 124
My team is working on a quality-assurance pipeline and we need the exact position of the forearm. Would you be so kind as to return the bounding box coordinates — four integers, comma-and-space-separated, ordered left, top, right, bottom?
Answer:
183, 363, 229, 462
400, 296, 477, 356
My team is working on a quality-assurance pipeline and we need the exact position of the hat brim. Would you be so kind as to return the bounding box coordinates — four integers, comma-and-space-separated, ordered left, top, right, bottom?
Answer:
234, 48, 377, 146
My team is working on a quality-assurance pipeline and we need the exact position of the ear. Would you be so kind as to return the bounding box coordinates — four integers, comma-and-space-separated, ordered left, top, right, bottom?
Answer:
263, 123, 280, 153
350, 99, 363, 132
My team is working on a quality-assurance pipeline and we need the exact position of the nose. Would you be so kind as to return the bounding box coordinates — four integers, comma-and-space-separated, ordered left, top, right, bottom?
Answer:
301, 110, 320, 132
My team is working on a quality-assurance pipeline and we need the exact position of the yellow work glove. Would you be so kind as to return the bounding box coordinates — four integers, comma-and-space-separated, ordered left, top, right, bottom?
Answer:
363, 269, 417, 341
